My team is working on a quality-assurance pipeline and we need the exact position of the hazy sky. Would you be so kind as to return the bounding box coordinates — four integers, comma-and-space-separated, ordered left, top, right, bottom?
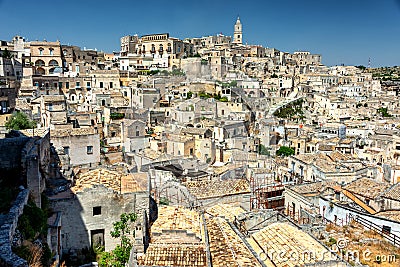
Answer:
1, 0, 399, 67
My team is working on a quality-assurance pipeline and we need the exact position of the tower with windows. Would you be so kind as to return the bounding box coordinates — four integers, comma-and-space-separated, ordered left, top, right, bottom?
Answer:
233, 16, 242, 45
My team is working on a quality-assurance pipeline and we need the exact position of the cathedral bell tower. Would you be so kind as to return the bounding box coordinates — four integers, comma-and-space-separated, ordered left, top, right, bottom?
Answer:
233, 16, 242, 45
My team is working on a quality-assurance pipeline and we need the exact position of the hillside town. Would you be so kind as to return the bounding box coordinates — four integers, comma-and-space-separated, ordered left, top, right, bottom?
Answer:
0, 17, 399, 267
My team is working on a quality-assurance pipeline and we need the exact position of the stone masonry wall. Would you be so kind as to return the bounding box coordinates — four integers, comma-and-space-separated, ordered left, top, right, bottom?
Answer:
50, 185, 150, 253
0, 189, 29, 267
0, 136, 29, 170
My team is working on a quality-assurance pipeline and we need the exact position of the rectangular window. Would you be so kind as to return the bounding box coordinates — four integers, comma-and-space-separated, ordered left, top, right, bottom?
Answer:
87, 82, 91, 88
63, 146, 70, 155
93, 206, 101, 216
58, 82, 62, 89
66, 82, 69, 89
109, 82, 113, 88
76, 81, 80, 88
91, 229, 104, 247
100, 82, 103, 88
87, 145, 93, 154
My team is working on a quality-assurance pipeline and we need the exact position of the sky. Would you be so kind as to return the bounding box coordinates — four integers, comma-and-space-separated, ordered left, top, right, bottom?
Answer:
1, 0, 400, 67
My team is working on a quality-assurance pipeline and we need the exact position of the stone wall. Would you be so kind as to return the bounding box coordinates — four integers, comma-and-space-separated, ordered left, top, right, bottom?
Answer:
0, 189, 29, 267
0, 136, 30, 171
21, 133, 50, 208
51, 133, 100, 166
50, 185, 150, 253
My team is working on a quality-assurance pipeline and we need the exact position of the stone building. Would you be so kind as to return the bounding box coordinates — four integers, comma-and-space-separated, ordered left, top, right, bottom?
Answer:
50, 127, 100, 167
119, 33, 194, 72
123, 119, 148, 153
233, 17, 243, 45
166, 134, 195, 157
0, 57, 22, 79
0, 77, 18, 114
30, 41, 63, 75
30, 95, 67, 128
286, 151, 369, 184
61, 45, 100, 75
0, 129, 51, 207
49, 168, 154, 254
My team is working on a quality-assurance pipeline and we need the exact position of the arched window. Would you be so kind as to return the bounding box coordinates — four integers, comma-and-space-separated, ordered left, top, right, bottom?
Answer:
49, 60, 59, 67
38, 48, 44, 55
49, 48, 54, 55
36, 67, 45, 75
35, 60, 45, 67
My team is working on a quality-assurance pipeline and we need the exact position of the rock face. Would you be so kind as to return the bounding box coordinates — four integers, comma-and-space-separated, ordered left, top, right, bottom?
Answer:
0, 189, 29, 267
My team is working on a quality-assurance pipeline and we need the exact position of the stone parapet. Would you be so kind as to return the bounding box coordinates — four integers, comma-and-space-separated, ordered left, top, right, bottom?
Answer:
0, 189, 29, 267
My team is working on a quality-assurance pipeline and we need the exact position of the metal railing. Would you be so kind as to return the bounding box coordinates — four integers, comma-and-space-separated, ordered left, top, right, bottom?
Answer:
350, 214, 400, 247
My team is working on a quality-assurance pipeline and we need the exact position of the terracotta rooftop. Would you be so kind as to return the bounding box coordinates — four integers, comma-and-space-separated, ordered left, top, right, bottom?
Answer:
211, 162, 245, 175
344, 178, 390, 199
137, 243, 207, 267
207, 217, 262, 267
381, 182, 400, 201
183, 179, 250, 200
376, 210, 400, 223
288, 181, 337, 196
19, 128, 49, 137
328, 150, 351, 161
206, 203, 245, 222
181, 127, 210, 135
249, 222, 333, 267
72, 168, 147, 193
151, 206, 203, 243
51, 127, 96, 137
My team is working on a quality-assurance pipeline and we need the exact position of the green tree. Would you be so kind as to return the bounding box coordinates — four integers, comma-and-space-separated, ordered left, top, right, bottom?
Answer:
5, 111, 36, 130
258, 144, 270, 156
99, 213, 137, 267
377, 107, 391, 117
186, 91, 193, 99
276, 146, 295, 157
1, 48, 13, 59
